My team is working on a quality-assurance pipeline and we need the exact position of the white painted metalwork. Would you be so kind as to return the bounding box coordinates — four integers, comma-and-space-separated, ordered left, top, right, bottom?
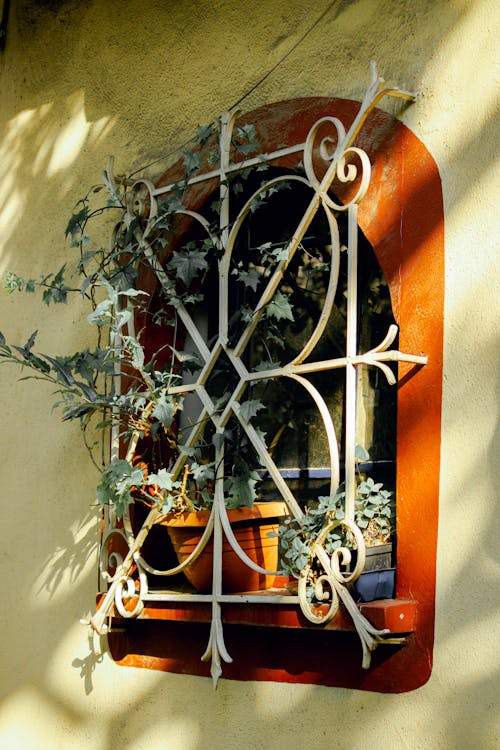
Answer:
88, 63, 427, 685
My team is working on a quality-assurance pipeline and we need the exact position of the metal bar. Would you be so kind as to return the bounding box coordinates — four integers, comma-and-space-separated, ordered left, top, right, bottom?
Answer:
344, 204, 358, 521
142, 593, 300, 604
152, 142, 305, 199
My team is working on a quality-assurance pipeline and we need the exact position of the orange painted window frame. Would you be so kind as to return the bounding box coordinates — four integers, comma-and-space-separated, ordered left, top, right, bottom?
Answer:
107, 98, 443, 692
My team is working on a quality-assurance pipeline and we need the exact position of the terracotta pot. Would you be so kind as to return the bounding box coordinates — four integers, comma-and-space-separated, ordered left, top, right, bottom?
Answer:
164, 501, 288, 593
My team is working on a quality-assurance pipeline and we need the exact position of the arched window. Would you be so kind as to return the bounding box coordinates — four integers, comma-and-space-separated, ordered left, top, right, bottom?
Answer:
95, 78, 444, 692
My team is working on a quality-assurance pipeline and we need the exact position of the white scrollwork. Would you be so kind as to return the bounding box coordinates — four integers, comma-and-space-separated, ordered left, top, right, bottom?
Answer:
298, 517, 366, 625
354, 323, 427, 385
303, 116, 346, 190
317, 517, 366, 585
113, 560, 147, 619
287, 374, 340, 494
98, 527, 147, 619
99, 527, 129, 584
303, 116, 372, 210
129, 178, 157, 223
126, 506, 216, 578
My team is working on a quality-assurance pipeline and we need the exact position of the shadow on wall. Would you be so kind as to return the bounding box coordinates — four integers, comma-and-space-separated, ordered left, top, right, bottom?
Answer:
0, 91, 116, 258
0, 0, 497, 749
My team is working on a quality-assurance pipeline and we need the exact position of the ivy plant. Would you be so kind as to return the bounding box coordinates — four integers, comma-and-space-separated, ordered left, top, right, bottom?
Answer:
0, 119, 310, 518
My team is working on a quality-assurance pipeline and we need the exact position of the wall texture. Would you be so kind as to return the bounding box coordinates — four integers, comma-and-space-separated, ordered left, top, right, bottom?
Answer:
0, 1, 497, 748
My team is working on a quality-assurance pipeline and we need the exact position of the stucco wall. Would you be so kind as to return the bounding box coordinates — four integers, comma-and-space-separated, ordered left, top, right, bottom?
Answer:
0, 1, 497, 748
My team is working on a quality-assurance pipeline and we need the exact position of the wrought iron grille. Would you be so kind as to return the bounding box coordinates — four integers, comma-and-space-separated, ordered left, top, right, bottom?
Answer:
88, 63, 427, 685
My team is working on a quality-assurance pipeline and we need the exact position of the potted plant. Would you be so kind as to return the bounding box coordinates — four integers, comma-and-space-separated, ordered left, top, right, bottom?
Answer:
277, 475, 396, 602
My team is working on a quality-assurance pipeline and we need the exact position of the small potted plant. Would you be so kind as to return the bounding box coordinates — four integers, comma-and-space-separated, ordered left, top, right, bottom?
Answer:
277, 475, 396, 602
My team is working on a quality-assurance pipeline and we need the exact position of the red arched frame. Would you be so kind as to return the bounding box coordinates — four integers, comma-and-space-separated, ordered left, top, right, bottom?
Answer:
106, 97, 443, 693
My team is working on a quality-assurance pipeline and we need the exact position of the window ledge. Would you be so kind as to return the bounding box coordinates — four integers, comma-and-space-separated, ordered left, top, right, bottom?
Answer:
96, 591, 417, 634
96, 590, 424, 691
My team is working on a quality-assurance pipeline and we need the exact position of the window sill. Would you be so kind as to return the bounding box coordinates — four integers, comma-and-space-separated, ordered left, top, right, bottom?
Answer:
97, 588, 424, 691
97, 588, 417, 633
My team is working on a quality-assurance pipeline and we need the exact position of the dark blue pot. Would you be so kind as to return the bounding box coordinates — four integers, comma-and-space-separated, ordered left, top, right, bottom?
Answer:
352, 567, 395, 602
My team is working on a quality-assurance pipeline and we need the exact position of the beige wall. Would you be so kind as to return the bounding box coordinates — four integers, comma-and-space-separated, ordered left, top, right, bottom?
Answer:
0, 1, 498, 748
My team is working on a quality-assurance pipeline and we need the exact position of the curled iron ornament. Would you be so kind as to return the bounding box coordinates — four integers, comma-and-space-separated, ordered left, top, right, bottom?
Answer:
297, 517, 366, 626
98, 526, 129, 584
303, 116, 372, 210
113, 563, 146, 620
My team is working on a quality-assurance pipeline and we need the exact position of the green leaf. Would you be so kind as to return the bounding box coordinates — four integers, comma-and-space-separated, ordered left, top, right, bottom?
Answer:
265, 291, 294, 322
42, 285, 68, 305
3, 271, 36, 295
43, 355, 76, 386
87, 298, 113, 326
253, 426, 267, 447
124, 337, 145, 370
14, 330, 38, 358
212, 428, 234, 452
118, 287, 149, 300
75, 380, 98, 402
167, 346, 202, 370
78, 249, 99, 271
179, 445, 197, 457
152, 393, 176, 428
96, 458, 143, 518
211, 432, 224, 451
253, 360, 281, 372
240, 305, 255, 323
239, 398, 265, 422
190, 461, 215, 483
236, 124, 257, 142
355, 444, 370, 461
160, 496, 174, 514
259, 242, 288, 264
24, 353, 52, 374
147, 468, 178, 492
182, 148, 201, 175
65, 203, 89, 243
225, 467, 259, 508
234, 267, 261, 291
196, 123, 213, 146
167, 246, 208, 286
110, 262, 139, 292
262, 326, 286, 349
234, 141, 258, 156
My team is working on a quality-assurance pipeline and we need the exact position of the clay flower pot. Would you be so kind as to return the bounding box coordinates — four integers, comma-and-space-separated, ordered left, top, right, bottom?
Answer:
165, 501, 288, 593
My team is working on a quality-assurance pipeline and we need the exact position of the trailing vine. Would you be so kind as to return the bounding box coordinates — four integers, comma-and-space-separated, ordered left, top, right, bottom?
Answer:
0, 120, 317, 518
